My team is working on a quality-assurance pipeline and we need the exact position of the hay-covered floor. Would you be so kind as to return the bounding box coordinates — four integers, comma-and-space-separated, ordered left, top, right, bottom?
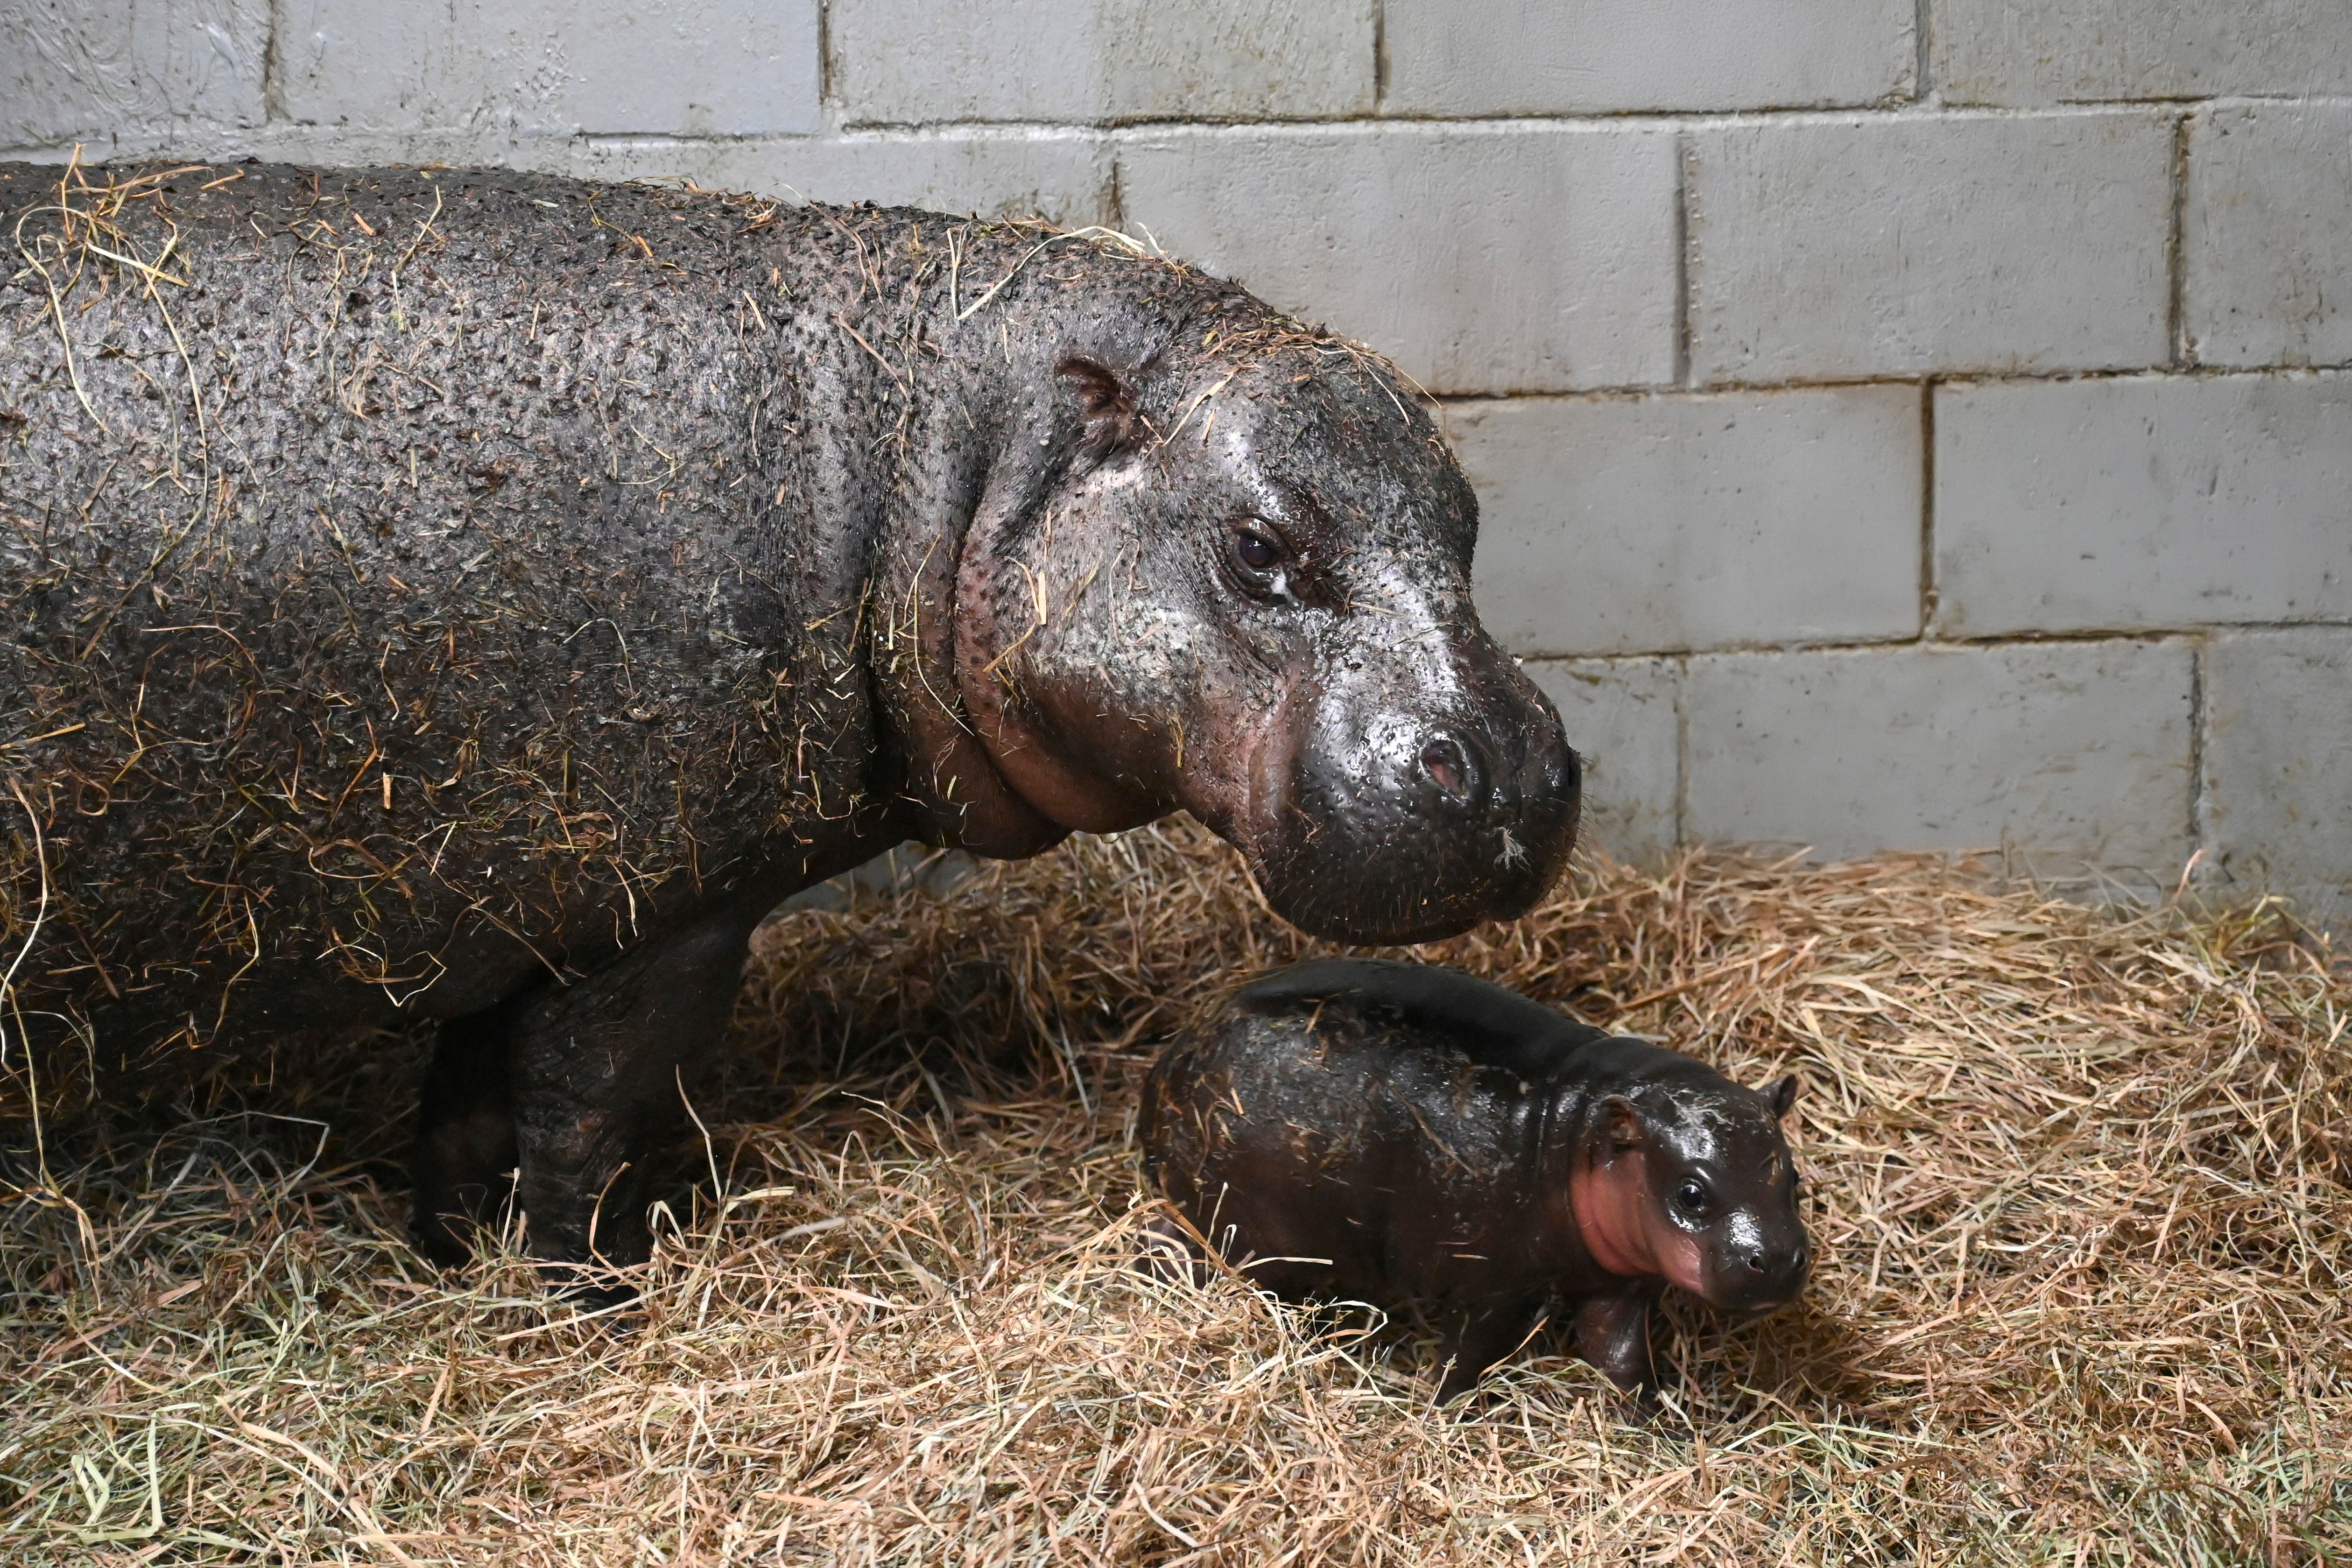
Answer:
4, 820, 2347, 1565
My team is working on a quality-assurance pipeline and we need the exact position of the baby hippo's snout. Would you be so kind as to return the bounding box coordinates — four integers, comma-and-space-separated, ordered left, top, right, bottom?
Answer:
1714, 1215, 1811, 1315
1753, 1237, 1812, 1296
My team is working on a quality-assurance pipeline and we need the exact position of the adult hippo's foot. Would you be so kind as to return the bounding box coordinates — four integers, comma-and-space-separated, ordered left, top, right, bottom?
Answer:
408, 893, 775, 1283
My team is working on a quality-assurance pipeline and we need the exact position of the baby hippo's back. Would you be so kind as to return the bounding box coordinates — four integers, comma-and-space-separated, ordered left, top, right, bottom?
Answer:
1141, 959, 1618, 1309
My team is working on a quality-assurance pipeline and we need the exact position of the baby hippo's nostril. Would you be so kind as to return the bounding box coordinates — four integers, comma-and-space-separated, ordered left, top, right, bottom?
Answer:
1419, 734, 1477, 802
1746, 1251, 1769, 1273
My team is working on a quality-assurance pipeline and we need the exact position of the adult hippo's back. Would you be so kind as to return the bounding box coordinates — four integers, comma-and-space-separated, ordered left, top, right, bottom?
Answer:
0, 162, 1578, 1274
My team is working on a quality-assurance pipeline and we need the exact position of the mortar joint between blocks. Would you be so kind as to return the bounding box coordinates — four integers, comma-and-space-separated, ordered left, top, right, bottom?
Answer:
2187, 637, 2208, 860
818, 1, 838, 111
1913, 0, 1933, 103
1919, 378, 1938, 638
1673, 130, 1693, 390
2168, 110, 2191, 369
261, 0, 284, 125
1671, 655, 1690, 854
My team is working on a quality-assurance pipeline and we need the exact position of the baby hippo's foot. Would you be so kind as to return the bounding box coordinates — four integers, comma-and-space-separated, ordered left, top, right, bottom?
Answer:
1134, 1210, 1208, 1286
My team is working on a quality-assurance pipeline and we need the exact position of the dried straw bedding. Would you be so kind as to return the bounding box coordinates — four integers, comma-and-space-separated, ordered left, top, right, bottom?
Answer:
2, 819, 2346, 1564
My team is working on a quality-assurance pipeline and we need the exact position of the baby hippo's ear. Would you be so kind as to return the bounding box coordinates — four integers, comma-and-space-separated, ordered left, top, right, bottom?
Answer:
1768, 1074, 1800, 1119
1056, 354, 1152, 462
1600, 1094, 1644, 1152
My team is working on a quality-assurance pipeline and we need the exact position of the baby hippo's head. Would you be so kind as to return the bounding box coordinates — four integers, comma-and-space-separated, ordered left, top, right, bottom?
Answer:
1573, 1069, 1810, 1314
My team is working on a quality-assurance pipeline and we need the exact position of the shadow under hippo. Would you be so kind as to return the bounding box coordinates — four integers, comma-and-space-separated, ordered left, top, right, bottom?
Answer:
0, 162, 1579, 1282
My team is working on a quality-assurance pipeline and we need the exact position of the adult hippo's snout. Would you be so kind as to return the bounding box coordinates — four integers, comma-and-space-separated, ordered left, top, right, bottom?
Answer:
1249, 642, 1581, 943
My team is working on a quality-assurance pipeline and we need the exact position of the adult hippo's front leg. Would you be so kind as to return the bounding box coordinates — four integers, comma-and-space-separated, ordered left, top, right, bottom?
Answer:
509, 897, 773, 1276
410, 886, 787, 1278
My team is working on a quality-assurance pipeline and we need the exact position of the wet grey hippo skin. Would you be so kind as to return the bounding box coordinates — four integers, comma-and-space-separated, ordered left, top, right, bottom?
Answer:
0, 164, 1579, 1277
1141, 960, 1808, 1403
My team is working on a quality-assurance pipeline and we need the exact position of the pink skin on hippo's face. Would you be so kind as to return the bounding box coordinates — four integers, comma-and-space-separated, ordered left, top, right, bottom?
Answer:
1569, 1079, 1810, 1314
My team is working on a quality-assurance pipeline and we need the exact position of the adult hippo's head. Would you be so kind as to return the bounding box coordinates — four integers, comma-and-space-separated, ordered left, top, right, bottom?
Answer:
932, 309, 1579, 945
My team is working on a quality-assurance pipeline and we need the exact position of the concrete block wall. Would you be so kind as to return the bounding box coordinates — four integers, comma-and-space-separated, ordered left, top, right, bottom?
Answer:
6, 2, 2347, 921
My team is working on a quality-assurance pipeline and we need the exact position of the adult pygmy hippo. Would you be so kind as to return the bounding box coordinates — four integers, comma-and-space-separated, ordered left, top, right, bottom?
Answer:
0, 163, 1579, 1279
1141, 960, 1808, 1403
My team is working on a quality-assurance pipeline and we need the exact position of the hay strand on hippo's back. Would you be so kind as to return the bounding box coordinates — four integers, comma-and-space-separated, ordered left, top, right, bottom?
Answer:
5, 819, 2348, 1565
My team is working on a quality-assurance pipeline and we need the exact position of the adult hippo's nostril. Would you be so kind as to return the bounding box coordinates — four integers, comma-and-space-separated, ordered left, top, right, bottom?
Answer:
1419, 734, 1479, 802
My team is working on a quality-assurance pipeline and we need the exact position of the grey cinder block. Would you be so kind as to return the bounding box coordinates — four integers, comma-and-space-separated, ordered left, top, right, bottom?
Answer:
1688, 112, 2173, 383
829, 0, 1374, 125
2, 0, 268, 147
1383, 0, 1915, 116
570, 130, 1116, 229
1934, 373, 2352, 637
1935, 0, 2352, 106
2203, 627, 2352, 927
1118, 121, 1677, 395
1454, 387, 1922, 657
276, 0, 824, 137
1683, 640, 2196, 871
1521, 658, 1683, 865
2186, 101, 2352, 369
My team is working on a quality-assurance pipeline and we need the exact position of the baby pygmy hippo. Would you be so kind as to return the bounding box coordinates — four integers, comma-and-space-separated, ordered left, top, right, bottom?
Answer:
1140, 959, 1810, 1403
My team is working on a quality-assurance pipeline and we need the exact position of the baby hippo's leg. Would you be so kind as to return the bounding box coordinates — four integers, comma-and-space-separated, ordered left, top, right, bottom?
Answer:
1435, 1300, 1545, 1405
1571, 1286, 1662, 1395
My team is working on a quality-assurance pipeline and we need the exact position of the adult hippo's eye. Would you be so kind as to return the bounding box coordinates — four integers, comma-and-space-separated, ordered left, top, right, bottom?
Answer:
1225, 522, 1292, 597
1673, 1180, 1708, 1216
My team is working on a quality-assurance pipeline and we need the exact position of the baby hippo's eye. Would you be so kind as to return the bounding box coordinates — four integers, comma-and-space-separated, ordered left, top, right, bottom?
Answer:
1673, 1180, 1708, 1215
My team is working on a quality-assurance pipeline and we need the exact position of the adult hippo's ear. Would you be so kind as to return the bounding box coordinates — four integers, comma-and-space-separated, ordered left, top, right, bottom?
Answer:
1056, 354, 1153, 462
1769, 1075, 1800, 1119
